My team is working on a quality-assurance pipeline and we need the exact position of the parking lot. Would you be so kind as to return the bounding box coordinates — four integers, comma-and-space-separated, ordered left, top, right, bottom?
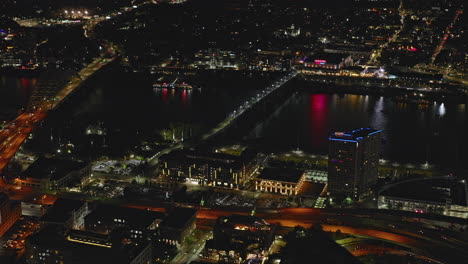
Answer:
1, 216, 40, 253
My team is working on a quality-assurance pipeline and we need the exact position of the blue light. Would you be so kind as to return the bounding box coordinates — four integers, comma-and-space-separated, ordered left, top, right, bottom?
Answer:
351, 128, 368, 133
368, 130, 382, 136
329, 138, 357, 143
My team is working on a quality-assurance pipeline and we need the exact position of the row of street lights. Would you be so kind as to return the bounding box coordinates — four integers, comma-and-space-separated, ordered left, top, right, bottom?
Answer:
64, 10, 89, 15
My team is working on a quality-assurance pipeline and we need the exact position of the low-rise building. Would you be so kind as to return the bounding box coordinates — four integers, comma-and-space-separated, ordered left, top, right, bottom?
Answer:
303, 52, 353, 70
25, 227, 152, 264
85, 204, 164, 239
203, 214, 275, 263
21, 201, 46, 217
19, 157, 91, 190
378, 177, 468, 219
254, 168, 306, 195
159, 149, 257, 189
158, 207, 196, 247
41, 198, 89, 230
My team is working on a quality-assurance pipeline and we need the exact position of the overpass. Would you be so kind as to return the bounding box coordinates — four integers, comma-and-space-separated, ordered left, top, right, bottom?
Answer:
122, 202, 468, 264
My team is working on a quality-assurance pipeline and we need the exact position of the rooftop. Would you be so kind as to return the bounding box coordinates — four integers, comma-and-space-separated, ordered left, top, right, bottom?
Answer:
329, 128, 381, 142
41, 198, 86, 224
23, 157, 87, 181
160, 149, 245, 168
160, 207, 196, 229
306, 52, 350, 64
380, 177, 467, 206
85, 204, 164, 228
257, 167, 304, 183
220, 214, 269, 228
27, 227, 150, 264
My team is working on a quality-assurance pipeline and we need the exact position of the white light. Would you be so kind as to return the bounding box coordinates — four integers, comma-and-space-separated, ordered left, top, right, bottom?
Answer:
438, 103, 446, 117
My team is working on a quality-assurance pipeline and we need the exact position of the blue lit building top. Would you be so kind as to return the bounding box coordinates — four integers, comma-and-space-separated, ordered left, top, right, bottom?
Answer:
329, 128, 381, 142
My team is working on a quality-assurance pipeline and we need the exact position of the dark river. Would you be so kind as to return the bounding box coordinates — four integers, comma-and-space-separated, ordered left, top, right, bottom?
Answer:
248, 92, 467, 169
0, 75, 36, 120
1, 71, 467, 169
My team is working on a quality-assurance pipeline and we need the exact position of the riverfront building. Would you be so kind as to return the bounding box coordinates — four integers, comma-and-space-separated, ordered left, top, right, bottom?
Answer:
378, 177, 468, 219
328, 128, 381, 200
254, 167, 306, 196
303, 52, 353, 70
159, 149, 257, 189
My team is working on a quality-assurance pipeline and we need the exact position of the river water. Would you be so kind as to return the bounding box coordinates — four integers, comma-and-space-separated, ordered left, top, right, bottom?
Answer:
0, 75, 36, 121
248, 91, 467, 169
1, 72, 466, 169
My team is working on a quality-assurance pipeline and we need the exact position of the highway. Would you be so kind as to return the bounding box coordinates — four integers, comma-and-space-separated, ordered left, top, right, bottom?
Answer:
193, 207, 468, 263
7, 188, 464, 263
0, 112, 46, 176
122, 204, 467, 263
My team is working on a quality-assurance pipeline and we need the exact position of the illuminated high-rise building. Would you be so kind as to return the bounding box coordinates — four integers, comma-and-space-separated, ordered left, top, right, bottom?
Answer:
328, 128, 381, 200
0, 193, 21, 237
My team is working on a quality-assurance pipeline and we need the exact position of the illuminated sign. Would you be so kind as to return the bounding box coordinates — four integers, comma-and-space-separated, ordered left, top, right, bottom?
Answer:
314, 60, 327, 65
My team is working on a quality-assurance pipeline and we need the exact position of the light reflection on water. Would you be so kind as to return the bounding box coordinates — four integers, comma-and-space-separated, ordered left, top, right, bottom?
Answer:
248, 92, 467, 169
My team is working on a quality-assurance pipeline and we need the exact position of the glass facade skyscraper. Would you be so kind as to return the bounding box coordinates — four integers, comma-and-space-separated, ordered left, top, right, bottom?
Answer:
328, 128, 381, 200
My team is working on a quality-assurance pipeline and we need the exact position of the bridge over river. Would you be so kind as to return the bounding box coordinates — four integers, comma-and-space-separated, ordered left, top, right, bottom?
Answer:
0, 57, 117, 175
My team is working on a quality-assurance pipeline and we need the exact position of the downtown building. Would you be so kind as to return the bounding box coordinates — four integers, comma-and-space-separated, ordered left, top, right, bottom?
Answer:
157, 207, 196, 247
0, 192, 21, 237
25, 226, 153, 264
40, 198, 90, 230
202, 214, 275, 263
328, 128, 381, 200
84, 204, 164, 240
378, 177, 468, 219
159, 149, 258, 189
254, 167, 306, 196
